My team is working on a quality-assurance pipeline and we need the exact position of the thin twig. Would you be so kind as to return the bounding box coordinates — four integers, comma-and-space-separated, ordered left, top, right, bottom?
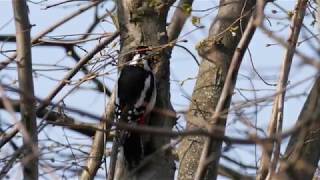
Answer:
44, 0, 75, 9
2, 74, 317, 145
107, 130, 120, 180
0, 1, 100, 70
0, 127, 19, 149
37, 31, 119, 113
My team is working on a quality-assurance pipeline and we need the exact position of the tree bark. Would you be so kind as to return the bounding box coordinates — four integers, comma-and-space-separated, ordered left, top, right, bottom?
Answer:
178, 0, 255, 179
12, 0, 38, 179
276, 1, 320, 179
276, 76, 320, 180
116, 0, 176, 179
167, 0, 194, 42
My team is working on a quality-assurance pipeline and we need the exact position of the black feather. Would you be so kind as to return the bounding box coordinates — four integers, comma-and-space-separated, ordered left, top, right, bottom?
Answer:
115, 64, 155, 169
116, 65, 154, 122
118, 66, 152, 105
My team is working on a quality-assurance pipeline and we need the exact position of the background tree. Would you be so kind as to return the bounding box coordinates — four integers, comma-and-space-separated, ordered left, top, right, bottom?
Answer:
0, 0, 320, 180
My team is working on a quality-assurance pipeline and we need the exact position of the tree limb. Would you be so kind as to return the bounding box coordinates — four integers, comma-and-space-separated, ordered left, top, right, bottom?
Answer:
80, 93, 115, 180
167, 0, 194, 42
0, 97, 96, 137
0, 1, 101, 70
276, 76, 320, 180
37, 31, 119, 113
258, 0, 308, 179
12, 0, 38, 178
218, 164, 254, 180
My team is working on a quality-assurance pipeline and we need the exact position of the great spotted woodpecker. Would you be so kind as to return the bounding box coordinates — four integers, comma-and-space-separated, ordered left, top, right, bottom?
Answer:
115, 46, 156, 169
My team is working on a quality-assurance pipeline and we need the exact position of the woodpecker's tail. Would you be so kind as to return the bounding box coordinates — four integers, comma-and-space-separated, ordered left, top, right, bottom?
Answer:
122, 132, 143, 170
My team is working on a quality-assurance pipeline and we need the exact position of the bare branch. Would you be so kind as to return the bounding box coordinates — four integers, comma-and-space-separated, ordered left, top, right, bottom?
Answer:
80, 93, 115, 180
0, 127, 18, 149
167, 0, 194, 42
0, 97, 96, 137
37, 31, 119, 113
4, 83, 319, 145
275, 1, 320, 179
277, 76, 320, 180
0, 1, 101, 70
218, 164, 254, 180
258, 1, 308, 179
0, 147, 24, 179
12, 0, 38, 178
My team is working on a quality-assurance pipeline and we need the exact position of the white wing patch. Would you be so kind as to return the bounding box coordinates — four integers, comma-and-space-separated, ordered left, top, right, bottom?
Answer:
134, 75, 151, 108
115, 71, 121, 105
145, 76, 156, 115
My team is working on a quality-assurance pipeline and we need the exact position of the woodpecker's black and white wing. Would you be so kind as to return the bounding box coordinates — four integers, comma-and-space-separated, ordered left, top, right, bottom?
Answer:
115, 65, 156, 124
114, 47, 157, 169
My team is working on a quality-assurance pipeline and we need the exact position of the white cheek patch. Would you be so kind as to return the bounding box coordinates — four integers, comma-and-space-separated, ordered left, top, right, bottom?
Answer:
129, 54, 141, 65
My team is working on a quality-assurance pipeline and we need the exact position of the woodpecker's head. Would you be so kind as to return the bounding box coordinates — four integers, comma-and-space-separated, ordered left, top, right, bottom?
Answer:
129, 46, 153, 71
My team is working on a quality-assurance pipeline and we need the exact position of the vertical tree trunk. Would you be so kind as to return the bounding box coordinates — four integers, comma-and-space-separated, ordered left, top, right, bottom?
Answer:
116, 0, 176, 179
276, 1, 320, 179
12, 0, 38, 179
178, 0, 255, 179
276, 76, 320, 180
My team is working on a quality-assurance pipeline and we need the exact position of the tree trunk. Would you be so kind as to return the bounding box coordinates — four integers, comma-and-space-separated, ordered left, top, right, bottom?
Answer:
116, 0, 176, 179
178, 0, 255, 179
12, 0, 38, 179
276, 76, 320, 180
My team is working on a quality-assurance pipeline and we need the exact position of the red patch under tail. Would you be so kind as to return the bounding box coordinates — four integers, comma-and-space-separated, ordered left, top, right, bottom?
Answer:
138, 116, 145, 125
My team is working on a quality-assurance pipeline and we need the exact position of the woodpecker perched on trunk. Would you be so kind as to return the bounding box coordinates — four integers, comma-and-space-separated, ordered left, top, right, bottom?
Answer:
115, 46, 156, 169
